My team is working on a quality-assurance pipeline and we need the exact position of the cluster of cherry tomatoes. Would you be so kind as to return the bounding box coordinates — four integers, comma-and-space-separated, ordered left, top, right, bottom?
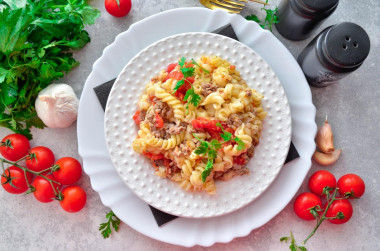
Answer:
294, 170, 365, 224
0, 133, 86, 213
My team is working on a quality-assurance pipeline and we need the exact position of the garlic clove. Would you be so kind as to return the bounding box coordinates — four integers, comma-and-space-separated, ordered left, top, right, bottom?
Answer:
316, 117, 335, 153
312, 149, 342, 166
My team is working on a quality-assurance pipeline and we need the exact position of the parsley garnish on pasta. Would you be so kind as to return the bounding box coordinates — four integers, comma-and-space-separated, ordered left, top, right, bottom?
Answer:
172, 57, 209, 108
194, 123, 246, 182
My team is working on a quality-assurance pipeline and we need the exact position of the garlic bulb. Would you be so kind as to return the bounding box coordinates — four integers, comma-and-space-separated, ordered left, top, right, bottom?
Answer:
35, 84, 79, 128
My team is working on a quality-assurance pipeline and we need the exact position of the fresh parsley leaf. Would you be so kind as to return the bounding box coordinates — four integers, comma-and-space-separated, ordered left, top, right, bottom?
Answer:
201, 159, 213, 182
172, 79, 185, 93
216, 122, 232, 142
233, 137, 246, 151
246, 14, 261, 23
180, 66, 194, 78
178, 57, 186, 68
99, 210, 121, 239
184, 88, 201, 107
191, 58, 210, 74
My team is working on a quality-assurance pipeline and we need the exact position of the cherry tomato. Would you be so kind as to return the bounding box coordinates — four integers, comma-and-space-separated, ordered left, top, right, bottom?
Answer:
52, 157, 82, 185
60, 186, 87, 213
132, 110, 141, 125
293, 192, 322, 220
337, 174, 365, 198
326, 199, 353, 224
1, 166, 32, 194
308, 170, 336, 196
0, 134, 30, 161
26, 146, 55, 172
155, 112, 164, 128
32, 175, 61, 203
105, 0, 132, 17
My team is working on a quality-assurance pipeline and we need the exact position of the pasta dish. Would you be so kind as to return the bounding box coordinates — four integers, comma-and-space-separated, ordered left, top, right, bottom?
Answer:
132, 56, 266, 194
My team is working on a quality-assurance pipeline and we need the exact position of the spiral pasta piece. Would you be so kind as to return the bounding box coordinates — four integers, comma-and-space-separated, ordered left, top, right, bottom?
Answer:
153, 84, 185, 122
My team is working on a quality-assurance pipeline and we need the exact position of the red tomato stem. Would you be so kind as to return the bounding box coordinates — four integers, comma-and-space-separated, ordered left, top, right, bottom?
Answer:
1, 156, 61, 193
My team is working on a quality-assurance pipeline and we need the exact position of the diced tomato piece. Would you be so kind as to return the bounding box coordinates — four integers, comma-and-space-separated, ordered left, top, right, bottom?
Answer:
191, 118, 221, 132
233, 155, 247, 166
166, 63, 177, 73
209, 131, 222, 141
143, 151, 165, 160
149, 96, 156, 105
174, 91, 185, 103
155, 112, 164, 128
185, 62, 194, 68
185, 77, 194, 84
132, 110, 141, 125
168, 71, 183, 80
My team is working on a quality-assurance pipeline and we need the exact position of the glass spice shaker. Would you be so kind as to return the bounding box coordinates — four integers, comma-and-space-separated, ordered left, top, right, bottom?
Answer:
275, 0, 339, 41
297, 22, 370, 88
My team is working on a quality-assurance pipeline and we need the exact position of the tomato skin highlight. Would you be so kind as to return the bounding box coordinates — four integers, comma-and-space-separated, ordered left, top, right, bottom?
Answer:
26, 146, 55, 172
293, 192, 323, 221
52, 157, 82, 185
32, 175, 60, 203
105, 0, 132, 17
1, 166, 32, 194
337, 174, 365, 198
308, 170, 336, 196
326, 199, 353, 224
192, 118, 222, 132
60, 186, 87, 213
0, 134, 30, 161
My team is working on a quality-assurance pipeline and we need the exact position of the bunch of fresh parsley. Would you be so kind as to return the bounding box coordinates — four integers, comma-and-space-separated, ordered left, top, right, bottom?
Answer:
194, 123, 245, 182
0, 0, 100, 139
246, 0, 279, 31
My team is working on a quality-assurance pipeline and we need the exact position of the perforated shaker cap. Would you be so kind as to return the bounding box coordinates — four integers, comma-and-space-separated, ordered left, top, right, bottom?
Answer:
324, 22, 370, 68
300, 0, 339, 13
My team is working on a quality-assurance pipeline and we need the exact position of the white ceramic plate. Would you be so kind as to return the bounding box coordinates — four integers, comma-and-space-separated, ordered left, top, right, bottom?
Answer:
104, 32, 291, 218
77, 7, 316, 247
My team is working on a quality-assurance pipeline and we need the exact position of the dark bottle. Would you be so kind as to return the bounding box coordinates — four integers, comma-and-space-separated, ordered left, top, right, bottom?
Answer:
297, 22, 370, 87
275, 0, 339, 41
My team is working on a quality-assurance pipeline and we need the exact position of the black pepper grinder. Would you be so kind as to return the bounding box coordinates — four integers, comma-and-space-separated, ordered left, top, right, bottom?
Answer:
275, 0, 339, 41
297, 22, 370, 87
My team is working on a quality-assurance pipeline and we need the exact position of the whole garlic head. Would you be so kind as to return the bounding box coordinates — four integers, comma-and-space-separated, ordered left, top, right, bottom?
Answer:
35, 83, 79, 128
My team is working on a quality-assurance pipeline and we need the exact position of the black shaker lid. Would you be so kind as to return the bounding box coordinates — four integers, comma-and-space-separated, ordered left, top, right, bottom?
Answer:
300, 0, 339, 12
324, 22, 370, 68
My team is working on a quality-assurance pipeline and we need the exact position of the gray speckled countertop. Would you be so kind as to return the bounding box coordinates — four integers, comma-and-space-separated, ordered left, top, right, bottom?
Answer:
0, 0, 379, 250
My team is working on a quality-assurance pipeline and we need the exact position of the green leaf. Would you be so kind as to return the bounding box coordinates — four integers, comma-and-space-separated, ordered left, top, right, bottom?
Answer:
100, 210, 121, 239
184, 88, 201, 107
201, 159, 213, 183
178, 57, 186, 68
3, 0, 27, 10
180, 66, 194, 78
1, 83, 18, 105
216, 122, 232, 142
245, 14, 261, 23
233, 137, 246, 151
0, 67, 7, 83
77, 6, 100, 25
172, 79, 185, 93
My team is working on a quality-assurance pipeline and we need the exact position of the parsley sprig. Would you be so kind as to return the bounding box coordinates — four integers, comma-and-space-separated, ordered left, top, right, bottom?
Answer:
246, 1, 279, 31
0, 0, 100, 139
172, 57, 208, 108
193, 123, 246, 182
99, 210, 121, 239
